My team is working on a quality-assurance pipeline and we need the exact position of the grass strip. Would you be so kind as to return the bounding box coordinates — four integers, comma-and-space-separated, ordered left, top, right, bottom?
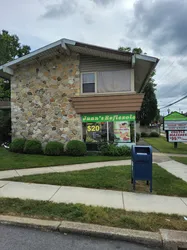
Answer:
171, 156, 187, 165
144, 137, 187, 154
0, 198, 186, 232
9, 164, 187, 197
0, 147, 127, 171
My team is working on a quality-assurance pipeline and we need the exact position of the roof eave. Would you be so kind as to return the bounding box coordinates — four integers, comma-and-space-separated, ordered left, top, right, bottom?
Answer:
0, 39, 76, 69
141, 60, 159, 93
137, 55, 159, 93
0, 38, 159, 83
0, 38, 132, 70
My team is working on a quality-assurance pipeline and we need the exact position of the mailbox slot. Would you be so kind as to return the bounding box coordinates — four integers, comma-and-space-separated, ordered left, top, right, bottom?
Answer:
135, 147, 150, 155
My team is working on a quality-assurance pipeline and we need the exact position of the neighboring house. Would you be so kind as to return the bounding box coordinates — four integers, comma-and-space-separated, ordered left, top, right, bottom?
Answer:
0, 39, 159, 147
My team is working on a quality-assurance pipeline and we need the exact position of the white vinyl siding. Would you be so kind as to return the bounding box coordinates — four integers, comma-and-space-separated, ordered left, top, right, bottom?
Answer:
80, 55, 132, 94
80, 55, 130, 72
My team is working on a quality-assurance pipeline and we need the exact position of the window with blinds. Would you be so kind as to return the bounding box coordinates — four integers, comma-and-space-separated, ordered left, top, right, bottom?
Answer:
97, 70, 131, 93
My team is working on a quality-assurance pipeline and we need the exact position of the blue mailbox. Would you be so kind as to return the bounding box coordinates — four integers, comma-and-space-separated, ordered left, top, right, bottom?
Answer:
131, 146, 152, 192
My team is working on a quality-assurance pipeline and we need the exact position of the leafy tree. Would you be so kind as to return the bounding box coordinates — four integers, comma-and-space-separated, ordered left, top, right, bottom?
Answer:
118, 46, 131, 52
139, 80, 158, 125
0, 110, 11, 143
118, 46, 143, 54
0, 80, 10, 98
0, 30, 30, 65
0, 30, 31, 143
0, 30, 31, 98
118, 46, 159, 125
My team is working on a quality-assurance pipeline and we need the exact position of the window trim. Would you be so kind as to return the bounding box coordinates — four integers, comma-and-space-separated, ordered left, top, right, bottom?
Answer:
81, 72, 97, 94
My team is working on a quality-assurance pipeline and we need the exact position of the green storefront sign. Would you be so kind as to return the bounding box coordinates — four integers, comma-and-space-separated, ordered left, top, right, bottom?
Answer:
164, 111, 187, 132
82, 113, 135, 122
164, 112, 187, 121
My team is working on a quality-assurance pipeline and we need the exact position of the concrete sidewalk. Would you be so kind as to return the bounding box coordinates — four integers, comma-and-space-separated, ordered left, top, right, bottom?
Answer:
154, 152, 187, 157
0, 160, 131, 180
0, 153, 171, 180
158, 160, 187, 182
0, 181, 187, 215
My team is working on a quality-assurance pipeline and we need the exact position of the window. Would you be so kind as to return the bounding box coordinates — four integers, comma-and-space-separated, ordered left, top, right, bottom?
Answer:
82, 73, 95, 93
82, 122, 107, 151
83, 122, 107, 144
97, 70, 131, 93
81, 70, 131, 94
82, 121, 135, 151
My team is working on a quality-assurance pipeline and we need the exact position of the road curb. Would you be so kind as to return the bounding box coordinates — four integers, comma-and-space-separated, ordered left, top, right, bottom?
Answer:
59, 221, 162, 247
0, 215, 61, 231
1, 215, 187, 249
0, 215, 162, 247
160, 229, 187, 250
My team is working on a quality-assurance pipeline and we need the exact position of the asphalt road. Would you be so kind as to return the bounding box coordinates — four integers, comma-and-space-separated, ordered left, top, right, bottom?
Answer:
0, 225, 161, 250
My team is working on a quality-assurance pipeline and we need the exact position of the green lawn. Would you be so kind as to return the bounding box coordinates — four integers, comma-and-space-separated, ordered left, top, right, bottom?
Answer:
171, 156, 187, 165
9, 164, 187, 197
144, 137, 187, 154
0, 198, 186, 232
0, 147, 127, 171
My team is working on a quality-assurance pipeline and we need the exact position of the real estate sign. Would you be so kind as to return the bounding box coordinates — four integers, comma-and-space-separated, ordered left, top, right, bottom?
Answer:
168, 131, 187, 142
164, 112, 187, 131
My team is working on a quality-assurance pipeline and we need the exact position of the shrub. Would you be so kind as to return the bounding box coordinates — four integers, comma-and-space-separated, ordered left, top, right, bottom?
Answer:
100, 143, 119, 156
44, 141, 64, 156
10, 138, 26, 153
100, 143, 131, 156
66, 140, 87, 156
117, 146, 131, 156
141, 132, 149, 138
86, 151, 101, 156
24, 139, 43, 154
149, 131, 159, 137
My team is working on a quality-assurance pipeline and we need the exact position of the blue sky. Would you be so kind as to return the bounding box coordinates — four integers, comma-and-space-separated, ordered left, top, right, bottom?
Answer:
1, 0, 187, 114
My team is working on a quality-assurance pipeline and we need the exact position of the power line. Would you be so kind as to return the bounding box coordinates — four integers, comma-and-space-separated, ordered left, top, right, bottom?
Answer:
160, 93, 187, 109
156, 61, 175, 82
156, 44, 187, 83
157, 76, 187, 98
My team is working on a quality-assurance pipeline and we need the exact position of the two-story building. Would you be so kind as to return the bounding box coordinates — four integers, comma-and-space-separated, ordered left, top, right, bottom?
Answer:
0, 39, 159, 149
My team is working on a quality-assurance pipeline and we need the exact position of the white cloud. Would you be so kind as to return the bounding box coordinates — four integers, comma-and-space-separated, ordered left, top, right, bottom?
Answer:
0, 0, 187, 112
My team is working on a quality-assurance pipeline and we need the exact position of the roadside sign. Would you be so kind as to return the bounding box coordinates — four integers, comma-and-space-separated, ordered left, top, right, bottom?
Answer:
164, 121, 187, 130
164, 112, 187, 148
164, 112, 187, 131
168, 131, 187, 142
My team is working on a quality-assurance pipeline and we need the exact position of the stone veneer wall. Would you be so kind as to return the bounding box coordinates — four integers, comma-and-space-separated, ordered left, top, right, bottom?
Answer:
11, 53, 82, 144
